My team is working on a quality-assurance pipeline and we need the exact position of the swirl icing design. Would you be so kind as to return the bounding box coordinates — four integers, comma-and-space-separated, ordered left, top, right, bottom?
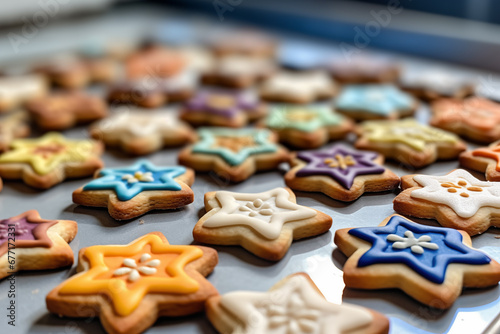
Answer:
472, 143, 500, 172
348, 215, 491, 284
361, 119, 459, 151
410, 169, 500, 218
192, 128, 277, 166
335, 84, 414, 115
186, 90, 258, 117
296, 145, 385, 189
219, 275, 373, 334
266, 105, 342, 132
83, 160, 185, 201
203, 188, 317, 240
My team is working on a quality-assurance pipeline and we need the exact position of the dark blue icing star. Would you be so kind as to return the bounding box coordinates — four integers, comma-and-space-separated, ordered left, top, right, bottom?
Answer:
83, 160, 186, 201
296, 145, 385, 189
348, 216, 491, 284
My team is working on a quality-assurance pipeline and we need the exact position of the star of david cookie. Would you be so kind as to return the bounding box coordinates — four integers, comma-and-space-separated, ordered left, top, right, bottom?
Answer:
0, 210, 77, 279
193, 187, 332, 261
90, 109, 195, 155
46, 232, 218, 334
180, 90, 267, 128
210, 30, 277, 58
178, 128, 289, 183
260, 71, 337, 104
285, 145, 400, 202
0, 74, 48, 113
0, 132, 103, 189
335, 84, 417, 121
27, 92, 108, 131
355, 119, 466, 168
202, 55, 276, 88
206, 273, 390, 334
0, 111, 30, 152
394, 169, 500, 235
262, 105, 354, 149
326, 56, 400, 84
334, 214, 500, 309
430, 97, 500, 143
125, 44, 186, 79
460, 140, 500, 181
73, 160, 195, 220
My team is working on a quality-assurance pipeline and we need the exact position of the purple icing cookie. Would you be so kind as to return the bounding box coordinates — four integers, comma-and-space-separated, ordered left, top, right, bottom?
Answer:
0, 217, 37, 241
186, 90, 258, 117
296, 145, 385, 189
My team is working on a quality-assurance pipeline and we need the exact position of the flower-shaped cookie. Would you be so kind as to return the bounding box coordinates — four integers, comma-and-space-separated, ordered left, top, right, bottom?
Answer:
335, 84, 416, 121
180, 90, 267, 128
27, 92, 108, 131
394, 169, 500, 235
0, 132, 103, 189
0, 111, 30, 152
178, 128, 289, 183
73, 160, 194, 220
262, 105, 353, 148
260, 71, 337, 104
202, 55, 276, 88
430, 97, 500, 143
286, 145, 400, 201
334, 214, 500, 308
46, 232, 218, 334
206, 273, 389, 334
355, 119, 466, 168
193, 187, 332, 260
460, 140, 500, 181
0, 74, 48, 113
0, 210, 77, 279
90, 109, 195, 155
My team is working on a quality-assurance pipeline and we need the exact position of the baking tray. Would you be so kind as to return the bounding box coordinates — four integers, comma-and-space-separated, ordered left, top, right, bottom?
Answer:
0, 4, 499, 334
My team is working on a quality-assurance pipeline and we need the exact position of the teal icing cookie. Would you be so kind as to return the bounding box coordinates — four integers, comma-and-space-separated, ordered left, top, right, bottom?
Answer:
265, 105, 343, 133
335, 84, 414, 116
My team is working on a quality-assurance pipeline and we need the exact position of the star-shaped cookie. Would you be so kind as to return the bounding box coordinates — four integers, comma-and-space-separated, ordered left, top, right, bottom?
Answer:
334, 214, 500, 309
193, 187, 331, 261
90, 109, 195, 155
73, 160, 195, 220
210, 30, 277, 58
0, 210, 77, 279
46, 232, 218, 334
0, 132, 103, 189
260, 71, 337, 104
262, 105, 354, 148
178, 128, 289, 183
355, 119, 466, 168
181, 90, 267, 128
460, 140, 500, 181
0, 111, 30, 152
27, 91, 108, 130
206, 273, 390, 334
430, 97, 500, 143
285, 145, 400, 202
335, 84, 417, 121
0, 74, 48, 113
125, 44, 186, 79
327, 56, 400, 84
394, 169, 500, 235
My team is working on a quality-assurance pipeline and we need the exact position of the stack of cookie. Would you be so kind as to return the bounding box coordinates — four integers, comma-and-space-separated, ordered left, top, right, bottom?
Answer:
1, 27, 500, 334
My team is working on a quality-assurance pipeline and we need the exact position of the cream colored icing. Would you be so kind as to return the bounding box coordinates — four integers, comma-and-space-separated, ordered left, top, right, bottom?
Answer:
219, 275, 373, 334
387, 231, 439, 254
95, 110, 180, 137
122, 171, 154, 183
263, 71, 334, 99
411, 169, 500, 218
203, 188, 317, 240
113, 253, 160, 282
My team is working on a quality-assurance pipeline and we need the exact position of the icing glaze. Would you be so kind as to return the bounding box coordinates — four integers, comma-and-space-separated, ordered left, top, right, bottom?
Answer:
219, 275, 373, 334
348, 215, 491, 284
410, 169, 500, 218
0, 132, 97, 175
336, 84, 414, 115
203, 188, 317, 240
361, 119, 459, 151
192, 128, 278, 166
186, 90, 258, 117
472, 143, 500, 172
296, 145, 385, 189
387, 231, 439, 254
0, 210, 57, 256
217, 55, 274, 76
265, 105, 342, 132
95, 110, 180, 137
263, 71, 334, 100
83, 160, 185, 201
58, 233, 203, 317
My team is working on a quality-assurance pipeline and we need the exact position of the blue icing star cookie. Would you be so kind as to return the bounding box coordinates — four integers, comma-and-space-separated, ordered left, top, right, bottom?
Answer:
335, 84, 414, 116
83, 160, 186, 201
